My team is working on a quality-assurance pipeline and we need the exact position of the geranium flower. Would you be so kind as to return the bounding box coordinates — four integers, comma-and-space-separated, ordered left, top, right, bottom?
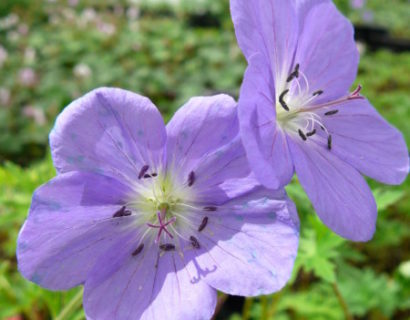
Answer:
17, 88, 299, 319
231, 0, 408, 241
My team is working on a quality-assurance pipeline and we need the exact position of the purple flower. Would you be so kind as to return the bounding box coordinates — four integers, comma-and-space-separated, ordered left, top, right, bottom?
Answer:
17, 88, 299, 319
231, 0, 408, 241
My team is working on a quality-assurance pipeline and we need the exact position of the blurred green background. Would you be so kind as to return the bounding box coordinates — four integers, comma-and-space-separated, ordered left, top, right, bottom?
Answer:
0, 0, 409, 319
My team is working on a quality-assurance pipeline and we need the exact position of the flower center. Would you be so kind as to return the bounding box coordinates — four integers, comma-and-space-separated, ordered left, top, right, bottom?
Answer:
274, 63, 363, 149
115, 166, 214, 256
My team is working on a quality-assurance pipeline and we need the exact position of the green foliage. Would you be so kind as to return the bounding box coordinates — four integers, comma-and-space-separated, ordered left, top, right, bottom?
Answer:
0, 0, 409, 319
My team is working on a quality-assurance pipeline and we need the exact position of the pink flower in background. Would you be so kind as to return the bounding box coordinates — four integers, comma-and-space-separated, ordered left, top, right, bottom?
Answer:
18, 68, 38, 87
22, 106, 46, 125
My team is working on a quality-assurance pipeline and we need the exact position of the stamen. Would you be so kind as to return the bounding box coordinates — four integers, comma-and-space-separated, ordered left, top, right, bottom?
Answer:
313, 90, 324, 96
160, 243, 175, 251
188, 171, 195, 187
279, 89, 290, 111
151, 173, 158, 177
143, 174, 152, 179
113, 206, 132, 218
298, 129, 307, 141
132, 243, 144, 256
190, 236, 200, 249
138, 165, 149, 179
306, 129, 317, 137
286, 63, 300, 82
203, 206, 217, 212
327, 135, 332, 150
324, 110, 339, 116
198, 217, 209, 232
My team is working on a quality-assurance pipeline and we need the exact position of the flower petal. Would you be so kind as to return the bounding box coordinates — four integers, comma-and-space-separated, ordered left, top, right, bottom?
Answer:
192, 137, 252, 205
323, 98, 409, 185
230, 0, 298, 81
17, 172, 133, 290
289, 138, 377, 241
84, 243, 217, 320
294, 0, 359, 102
238, 53, 294, 189
50, 87, 166, 184
184, 187, 299, 296
166, 94, 238, 169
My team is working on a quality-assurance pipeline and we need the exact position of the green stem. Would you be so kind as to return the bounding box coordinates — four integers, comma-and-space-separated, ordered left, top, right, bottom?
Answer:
55, 289, 83, 320
260, 296, 269, 320
267, 290, 284, 319
242, 297, 254, 320
332, 282, 353, 320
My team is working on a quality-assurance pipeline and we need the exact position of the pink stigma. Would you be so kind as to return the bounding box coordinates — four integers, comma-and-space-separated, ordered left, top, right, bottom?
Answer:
147, 210, 176, 243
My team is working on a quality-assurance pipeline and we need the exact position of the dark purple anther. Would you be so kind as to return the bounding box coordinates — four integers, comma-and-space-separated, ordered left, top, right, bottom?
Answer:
298, 129, 307, 141
279, 89, 290, 111
188, 171, 195, 187
198, 217, 208, 232
328, 135, 333, 150
159, 244, 175, 252
143, 174, 152, 179
203, 206, 217, 212
113, 206, 132, 218
286, 63, 300, 82
138, 165, 149, 179
313, 90, 324, 96
325, 110, 339, 116
132, 243, 144, 256
306, 129, 317, 137
190, 236, 200, 249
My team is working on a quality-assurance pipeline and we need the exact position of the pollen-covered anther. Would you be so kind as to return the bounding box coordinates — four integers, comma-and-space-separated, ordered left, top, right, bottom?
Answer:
190, 236, 200, 249
159, 243, 175, 252
188, 171, 195, 187
327, 135, 333, 150
132, 243, 144, 256
324, 110, 339, 116
198, 217, 209, 232
279, 89, 290, 111
306, 129, 316, 137
298, 129, 307, 141
286, 63, 300, 82
138, 165, 149, 179
113, 206, 132, 218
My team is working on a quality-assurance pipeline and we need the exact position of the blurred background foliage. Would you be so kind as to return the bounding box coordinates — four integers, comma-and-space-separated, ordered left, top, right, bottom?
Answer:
0, 0, 409, 319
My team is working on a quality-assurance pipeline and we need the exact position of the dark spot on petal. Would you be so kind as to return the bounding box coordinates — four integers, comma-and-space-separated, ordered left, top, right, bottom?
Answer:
138, 165, 149, 179
188, 171, 195, 187
190, 236, 200, 249
198, 217, 208, 232
160, 243, 175, 251
313, 90, 324, 96
203, 206, 217, 212
132, 243, 144, 256
279, 89, 290, 111
306, 129, 317, 137
298, 129, 307, 141
324, 110, 339, 116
